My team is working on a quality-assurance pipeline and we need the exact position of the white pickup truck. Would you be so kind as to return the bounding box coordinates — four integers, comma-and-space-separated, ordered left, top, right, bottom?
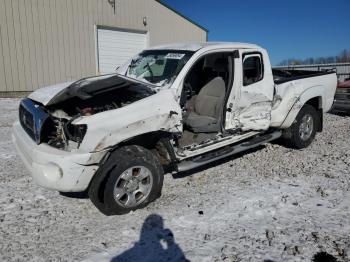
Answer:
12, 42, 337, 215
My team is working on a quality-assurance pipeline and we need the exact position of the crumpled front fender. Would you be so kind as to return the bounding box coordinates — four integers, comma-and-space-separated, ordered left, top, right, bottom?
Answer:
74, 89, 183, 152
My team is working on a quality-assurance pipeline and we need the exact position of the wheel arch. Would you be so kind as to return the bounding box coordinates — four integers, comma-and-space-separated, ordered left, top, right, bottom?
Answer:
89, 144, 165, 215
112, 131, 178, 172
280, 85, 324, 130
281, 104, 320, 149
304, 96, 323, 131
87, 130, 177, 208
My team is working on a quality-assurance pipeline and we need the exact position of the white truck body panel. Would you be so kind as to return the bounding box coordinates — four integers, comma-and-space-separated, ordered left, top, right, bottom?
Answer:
12, 42, 337, 192
226, 49, 274, 131
74, 89, 182, 152
271, 73, 337, 128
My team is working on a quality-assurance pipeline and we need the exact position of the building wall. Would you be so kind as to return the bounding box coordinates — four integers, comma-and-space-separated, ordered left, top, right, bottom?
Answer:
0, 0, 207, 92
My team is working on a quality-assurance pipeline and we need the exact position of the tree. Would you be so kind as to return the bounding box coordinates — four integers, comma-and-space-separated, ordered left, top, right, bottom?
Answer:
278, 49, 350, 66
336, 49, 350, 63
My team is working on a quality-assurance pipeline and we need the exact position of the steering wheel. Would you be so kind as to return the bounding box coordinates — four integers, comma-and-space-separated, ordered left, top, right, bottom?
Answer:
183, 82, 193, 98
180, 82, 194, 108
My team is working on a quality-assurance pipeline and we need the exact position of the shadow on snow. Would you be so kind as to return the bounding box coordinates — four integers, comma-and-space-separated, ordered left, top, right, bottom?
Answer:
111, 214, 188, 262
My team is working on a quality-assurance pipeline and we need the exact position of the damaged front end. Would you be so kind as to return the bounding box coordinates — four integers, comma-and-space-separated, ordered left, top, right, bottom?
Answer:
19, 98, 90, 150
20, 74, 157, 150
44, 113, 87, 149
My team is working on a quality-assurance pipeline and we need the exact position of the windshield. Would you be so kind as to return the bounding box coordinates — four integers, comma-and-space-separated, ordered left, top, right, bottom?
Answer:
123, 50, 194, 86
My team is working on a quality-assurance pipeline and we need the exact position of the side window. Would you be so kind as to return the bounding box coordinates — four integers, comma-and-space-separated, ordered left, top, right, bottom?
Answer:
243, 54, 263, 86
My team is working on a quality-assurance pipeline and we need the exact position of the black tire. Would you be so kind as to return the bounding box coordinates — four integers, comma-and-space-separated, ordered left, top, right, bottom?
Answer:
88, 145, 164, 215
282, 104, 320, 149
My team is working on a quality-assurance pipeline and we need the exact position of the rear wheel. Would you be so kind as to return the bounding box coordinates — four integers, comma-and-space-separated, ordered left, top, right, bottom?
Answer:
88, 145, 164, 215
282, 105, 319, 149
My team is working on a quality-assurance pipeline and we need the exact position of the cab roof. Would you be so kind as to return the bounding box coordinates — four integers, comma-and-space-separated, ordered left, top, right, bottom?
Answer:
146, 42, 261, 52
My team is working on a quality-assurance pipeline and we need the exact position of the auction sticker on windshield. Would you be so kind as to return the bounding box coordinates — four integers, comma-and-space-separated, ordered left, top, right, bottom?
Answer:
165, 53, 186, 60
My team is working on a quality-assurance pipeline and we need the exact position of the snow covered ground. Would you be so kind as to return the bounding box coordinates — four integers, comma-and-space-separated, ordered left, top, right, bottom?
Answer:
0, 98, 349, 262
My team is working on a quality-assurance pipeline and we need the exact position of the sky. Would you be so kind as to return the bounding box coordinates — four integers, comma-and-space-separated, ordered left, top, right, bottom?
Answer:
162, 0, 350, 65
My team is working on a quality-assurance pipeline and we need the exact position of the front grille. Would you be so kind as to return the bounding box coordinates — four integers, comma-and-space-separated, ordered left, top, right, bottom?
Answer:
19, 104, 36, 141
18, 98, 49, 144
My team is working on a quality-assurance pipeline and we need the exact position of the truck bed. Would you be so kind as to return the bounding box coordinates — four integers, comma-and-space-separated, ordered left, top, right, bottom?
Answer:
270, 69, 337, 127
272, 69, 335, 84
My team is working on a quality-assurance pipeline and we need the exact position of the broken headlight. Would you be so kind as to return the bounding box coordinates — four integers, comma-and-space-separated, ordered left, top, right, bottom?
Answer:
64, 123, 87, 144
45, 117, 87, 149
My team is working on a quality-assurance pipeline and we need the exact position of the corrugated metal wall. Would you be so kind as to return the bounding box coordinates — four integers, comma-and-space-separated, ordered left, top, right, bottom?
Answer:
275, 63, 350, 82
0, 0, 207, 92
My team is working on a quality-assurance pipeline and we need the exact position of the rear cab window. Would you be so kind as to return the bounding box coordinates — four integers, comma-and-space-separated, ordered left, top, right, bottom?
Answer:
243, 53, 263, 86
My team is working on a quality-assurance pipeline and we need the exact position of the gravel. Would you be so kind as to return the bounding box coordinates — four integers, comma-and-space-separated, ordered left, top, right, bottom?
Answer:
0, 98, 349, 262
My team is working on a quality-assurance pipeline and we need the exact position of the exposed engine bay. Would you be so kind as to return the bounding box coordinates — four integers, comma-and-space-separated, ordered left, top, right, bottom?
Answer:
20, 74, 156, 150
48, 84, 155, 117
45, 85, 155, 149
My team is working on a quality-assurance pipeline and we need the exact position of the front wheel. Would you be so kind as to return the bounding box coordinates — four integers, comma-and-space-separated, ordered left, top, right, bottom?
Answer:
282, 104, 320, 149
88, 145, 164, 215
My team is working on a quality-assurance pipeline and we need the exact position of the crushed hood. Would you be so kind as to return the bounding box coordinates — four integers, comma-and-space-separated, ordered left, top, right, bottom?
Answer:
28, 74, 155, 106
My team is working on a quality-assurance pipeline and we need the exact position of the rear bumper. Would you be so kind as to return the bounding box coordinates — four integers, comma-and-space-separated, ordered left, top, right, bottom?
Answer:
12, 121, 106, 192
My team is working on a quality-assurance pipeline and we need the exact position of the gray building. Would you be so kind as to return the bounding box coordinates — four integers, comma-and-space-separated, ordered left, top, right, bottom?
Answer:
0, 0, 208, 93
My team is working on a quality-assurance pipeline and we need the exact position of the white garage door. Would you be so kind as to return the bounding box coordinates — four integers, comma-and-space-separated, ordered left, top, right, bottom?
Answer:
97, 28, 148, 74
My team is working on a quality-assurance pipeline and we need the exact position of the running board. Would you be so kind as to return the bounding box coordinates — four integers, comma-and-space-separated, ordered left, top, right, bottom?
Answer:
177, 130, 282, 172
